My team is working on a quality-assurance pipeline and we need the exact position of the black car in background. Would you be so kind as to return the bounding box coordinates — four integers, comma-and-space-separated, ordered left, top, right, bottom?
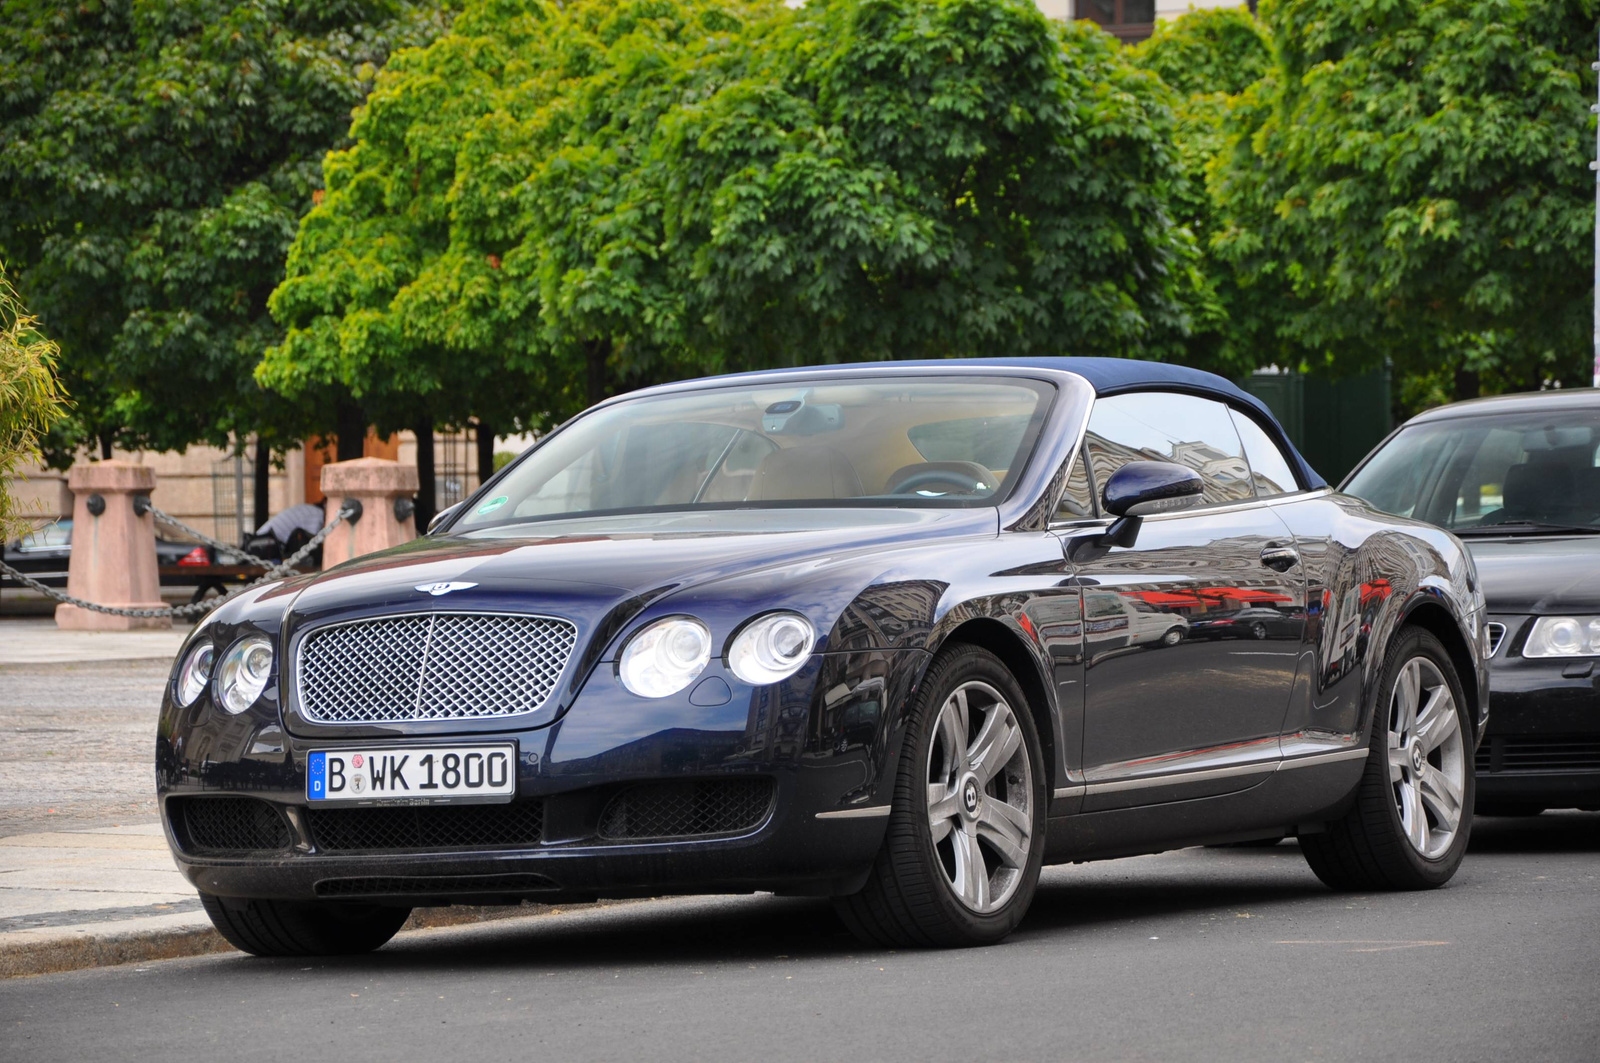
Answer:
159, 358, 1486, 955
2, 519, 216, 589
1344, 389, 1600, 815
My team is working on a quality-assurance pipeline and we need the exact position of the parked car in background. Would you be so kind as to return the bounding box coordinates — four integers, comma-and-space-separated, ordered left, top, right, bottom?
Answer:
158, 358, 1485, 956
2, 519, 216, 590
1344, 389, 1600, 816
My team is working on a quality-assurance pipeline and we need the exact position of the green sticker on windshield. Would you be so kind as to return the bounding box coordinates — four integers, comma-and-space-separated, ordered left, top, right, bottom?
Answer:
477, 495, 509, 515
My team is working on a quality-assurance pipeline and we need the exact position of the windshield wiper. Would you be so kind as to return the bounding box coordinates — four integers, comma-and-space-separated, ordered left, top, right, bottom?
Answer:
1454, 521, 1600, 537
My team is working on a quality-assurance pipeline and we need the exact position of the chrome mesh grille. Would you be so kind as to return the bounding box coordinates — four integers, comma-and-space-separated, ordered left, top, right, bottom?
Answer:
297, 612, 577, 724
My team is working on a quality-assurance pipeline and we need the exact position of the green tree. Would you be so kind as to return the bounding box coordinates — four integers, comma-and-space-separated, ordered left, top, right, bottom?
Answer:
264, 0, 1212, 437
0, 0, 451, 464
1129, 7, 1273, 375
0, 267, 68, 540
1213, 0, 1598, 402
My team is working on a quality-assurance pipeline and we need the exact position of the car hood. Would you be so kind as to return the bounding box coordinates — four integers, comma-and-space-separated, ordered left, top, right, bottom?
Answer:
283, 508, 997, 646
1462, 535, 1600, 614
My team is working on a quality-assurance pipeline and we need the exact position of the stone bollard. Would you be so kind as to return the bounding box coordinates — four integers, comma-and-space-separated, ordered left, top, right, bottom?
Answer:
319, 457, 419, 569
55, 461, 171, 630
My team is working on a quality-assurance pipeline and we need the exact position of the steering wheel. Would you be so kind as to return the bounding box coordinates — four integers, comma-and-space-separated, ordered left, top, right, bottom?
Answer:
890, 467, 999, 498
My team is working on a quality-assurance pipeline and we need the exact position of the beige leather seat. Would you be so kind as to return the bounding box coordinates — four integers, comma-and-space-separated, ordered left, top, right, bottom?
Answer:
750, 444, 864, 500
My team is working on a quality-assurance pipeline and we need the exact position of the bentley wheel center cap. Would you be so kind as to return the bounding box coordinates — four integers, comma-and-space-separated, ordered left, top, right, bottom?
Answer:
961, 776, 981, 818
1409, 740, 1426, 775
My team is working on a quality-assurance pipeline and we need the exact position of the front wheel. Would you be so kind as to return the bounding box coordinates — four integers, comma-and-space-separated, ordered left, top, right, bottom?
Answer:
1300, 628, 1473, 890
834, 644, 1046, 948
200, 893, 411, 957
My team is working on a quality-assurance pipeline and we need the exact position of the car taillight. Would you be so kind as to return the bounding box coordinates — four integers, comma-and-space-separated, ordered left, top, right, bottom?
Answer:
178, 546, 208, 567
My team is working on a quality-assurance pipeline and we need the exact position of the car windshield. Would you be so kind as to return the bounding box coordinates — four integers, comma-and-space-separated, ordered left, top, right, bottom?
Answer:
456, 376, 1053, 529
1344, 406, 1600, 534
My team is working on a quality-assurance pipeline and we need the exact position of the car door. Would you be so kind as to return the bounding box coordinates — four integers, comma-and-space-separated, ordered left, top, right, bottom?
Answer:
1061, 391, 1307, 811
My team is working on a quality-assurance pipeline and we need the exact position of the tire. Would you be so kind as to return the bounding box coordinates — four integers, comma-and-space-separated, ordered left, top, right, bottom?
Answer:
1474, 802, 1545, 818
834, 643, 1046, 948
1300, 628, 1474, 891
1161, 628, 1184, 647
1249, 622, 1267, 640
199, 892, 411, 957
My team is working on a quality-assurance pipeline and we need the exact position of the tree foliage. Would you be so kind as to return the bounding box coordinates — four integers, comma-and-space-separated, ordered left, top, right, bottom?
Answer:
0, 267, 68, 539
1129, 7, 1273, 374
0, 0, 451, 461
1213, 0, 1598, 399
264, 0, 1212, 432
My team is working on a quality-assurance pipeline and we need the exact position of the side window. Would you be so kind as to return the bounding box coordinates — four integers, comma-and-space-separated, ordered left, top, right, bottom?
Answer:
1084, 392, 1255, 506
1055, 452, 1096, 520
1229, 409, 1301, 499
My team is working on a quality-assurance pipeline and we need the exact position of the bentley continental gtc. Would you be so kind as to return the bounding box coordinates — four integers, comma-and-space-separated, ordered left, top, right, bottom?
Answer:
158, 359, 1488, 953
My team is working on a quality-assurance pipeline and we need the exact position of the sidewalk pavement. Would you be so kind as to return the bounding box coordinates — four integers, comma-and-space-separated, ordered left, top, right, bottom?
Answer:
0, 618, 571, 978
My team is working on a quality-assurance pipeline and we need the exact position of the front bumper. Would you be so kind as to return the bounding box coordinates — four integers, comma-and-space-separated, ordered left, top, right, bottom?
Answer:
157, 648, 921, 904
1475, 622, 1600, 808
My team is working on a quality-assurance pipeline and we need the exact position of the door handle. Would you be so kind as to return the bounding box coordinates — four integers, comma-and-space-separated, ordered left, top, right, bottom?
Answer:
1260, 544, 1300, 572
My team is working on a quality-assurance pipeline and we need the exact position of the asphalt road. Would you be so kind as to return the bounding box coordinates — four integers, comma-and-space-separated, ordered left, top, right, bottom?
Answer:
3, 813, 1597, 1063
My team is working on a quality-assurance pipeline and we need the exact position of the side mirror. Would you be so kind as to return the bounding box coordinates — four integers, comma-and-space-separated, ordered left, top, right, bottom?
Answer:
427, 501, 464, 535
1093, 461, 1204, 550
1103, 461, 1205, 518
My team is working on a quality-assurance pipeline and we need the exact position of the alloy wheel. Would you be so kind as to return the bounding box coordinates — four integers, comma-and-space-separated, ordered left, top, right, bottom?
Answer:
1386, 656, 1466, 860
925, 681, 1034, 913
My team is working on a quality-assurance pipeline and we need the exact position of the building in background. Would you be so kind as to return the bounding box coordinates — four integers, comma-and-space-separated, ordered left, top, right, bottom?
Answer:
1037, 0, 1253, 43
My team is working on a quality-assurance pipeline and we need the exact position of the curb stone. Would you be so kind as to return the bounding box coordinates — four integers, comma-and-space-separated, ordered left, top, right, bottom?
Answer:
0, 900, 628, 979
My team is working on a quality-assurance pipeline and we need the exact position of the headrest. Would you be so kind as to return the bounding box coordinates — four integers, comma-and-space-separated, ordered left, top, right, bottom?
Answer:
1502, 462, 1572, 519
750, 445, 864, 501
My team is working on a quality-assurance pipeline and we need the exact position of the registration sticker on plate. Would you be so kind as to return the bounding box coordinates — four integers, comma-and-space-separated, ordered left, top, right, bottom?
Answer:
307, 744, 516, 804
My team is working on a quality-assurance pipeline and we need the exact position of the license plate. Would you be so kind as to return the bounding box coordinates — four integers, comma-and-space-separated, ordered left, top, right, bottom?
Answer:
307, 744, 516, 804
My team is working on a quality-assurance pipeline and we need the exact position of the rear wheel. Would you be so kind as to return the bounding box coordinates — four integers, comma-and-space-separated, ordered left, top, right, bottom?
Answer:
1300, 628, 1473, 890
834, 644, 1046, 948
199, 892, 411, 957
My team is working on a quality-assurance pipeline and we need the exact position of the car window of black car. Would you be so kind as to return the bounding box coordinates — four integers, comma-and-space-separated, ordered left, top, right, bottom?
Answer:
1083, 392, 1256, 507
1229, 408, 1301, 498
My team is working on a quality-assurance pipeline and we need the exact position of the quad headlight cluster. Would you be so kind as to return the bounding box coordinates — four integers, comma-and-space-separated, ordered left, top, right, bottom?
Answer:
618, 612, 816, 698
1523, 616, 1600, 659
173, 635, 276, 714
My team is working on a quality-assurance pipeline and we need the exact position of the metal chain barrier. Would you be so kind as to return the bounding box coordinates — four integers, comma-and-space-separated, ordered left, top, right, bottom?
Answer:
0, 502, 354, 620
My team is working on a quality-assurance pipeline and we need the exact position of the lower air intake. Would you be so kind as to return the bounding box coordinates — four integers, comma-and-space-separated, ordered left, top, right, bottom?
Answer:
307, 802, 544, 852
598, 778, 776, 841
176, 797, 293, 853
315, 874, 556, 898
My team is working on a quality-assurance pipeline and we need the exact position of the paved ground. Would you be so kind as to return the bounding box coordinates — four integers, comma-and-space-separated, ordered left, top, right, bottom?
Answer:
0, 656, 174, 835
1, 815, 1596, 1062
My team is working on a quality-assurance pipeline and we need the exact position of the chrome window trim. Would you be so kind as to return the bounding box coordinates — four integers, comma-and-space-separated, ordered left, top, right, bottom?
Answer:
292, 609, 578, 726
814, 805, 893, 820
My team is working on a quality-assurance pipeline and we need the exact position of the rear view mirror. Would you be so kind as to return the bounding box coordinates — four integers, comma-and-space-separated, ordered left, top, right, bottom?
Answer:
1103, 461, 1205, 518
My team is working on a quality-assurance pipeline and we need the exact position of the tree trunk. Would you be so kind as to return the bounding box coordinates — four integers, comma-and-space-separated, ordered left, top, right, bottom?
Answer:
98, 432, 113, 461
335, 399, 365, 462
585, 339, 611, 407
1452, 367, 1480, 402
253, 438, 270, 531
414, 415, 436, 532
476, 420, 495, 488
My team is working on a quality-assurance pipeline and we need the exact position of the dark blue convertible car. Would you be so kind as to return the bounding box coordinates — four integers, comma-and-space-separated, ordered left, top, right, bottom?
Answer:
158, 358, 1487, 952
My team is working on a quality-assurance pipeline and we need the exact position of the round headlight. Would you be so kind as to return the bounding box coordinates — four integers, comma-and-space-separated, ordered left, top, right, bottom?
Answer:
215, 636, 275, 715
619, 617, 711, 698
728, 612, 815, 686
174, 641, 214, 706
